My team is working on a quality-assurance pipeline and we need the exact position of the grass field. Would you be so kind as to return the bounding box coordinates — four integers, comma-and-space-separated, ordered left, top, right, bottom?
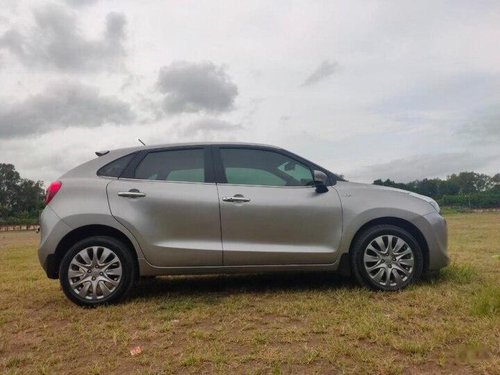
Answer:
1, 212, 499, 374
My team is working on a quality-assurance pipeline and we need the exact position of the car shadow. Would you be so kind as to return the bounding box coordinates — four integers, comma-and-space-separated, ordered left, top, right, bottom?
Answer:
129, 271, 354, 300
418, 270, 450, 286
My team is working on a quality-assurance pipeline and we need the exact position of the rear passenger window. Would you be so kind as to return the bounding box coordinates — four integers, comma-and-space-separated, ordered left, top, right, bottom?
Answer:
134, 149, 205, 182
97, 153, 135, 178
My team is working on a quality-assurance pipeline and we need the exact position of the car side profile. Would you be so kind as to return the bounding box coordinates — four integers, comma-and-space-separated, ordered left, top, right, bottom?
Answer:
38, 142, 448, 306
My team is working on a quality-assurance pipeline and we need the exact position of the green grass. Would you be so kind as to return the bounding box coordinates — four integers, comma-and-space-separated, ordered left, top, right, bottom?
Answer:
440, 263, 478, 284
1, 212, 499, 374
472, 284, 500, 317
440, 207, 473, 215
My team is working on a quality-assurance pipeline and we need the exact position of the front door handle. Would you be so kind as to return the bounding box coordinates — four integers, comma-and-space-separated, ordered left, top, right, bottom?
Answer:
118, 189, 146, 198
222, 195, 251, 203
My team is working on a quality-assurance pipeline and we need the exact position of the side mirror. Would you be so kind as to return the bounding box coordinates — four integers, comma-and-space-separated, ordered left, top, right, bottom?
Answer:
313, 170, 328, 193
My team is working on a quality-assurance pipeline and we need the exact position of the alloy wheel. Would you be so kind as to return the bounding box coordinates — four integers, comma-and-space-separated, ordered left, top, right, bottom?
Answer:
363, 235, 415, 288
68, 246, 123, 300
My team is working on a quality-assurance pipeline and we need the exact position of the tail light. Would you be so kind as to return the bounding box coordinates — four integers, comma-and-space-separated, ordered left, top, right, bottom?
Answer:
45, 181, 62, 205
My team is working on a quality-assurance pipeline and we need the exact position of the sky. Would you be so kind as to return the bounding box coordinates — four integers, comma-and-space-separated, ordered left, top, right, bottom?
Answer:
0, 0, 499, 184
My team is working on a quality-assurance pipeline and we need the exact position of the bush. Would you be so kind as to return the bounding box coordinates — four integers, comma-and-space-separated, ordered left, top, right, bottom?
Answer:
0, 216, 39, 225
438, 193, 500, 209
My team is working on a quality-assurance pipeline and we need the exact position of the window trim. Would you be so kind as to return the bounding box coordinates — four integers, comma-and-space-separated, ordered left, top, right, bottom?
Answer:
120, 146, 214, 183
212, 145, 324, 187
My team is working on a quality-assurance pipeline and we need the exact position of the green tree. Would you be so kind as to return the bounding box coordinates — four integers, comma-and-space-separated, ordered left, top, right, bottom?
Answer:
371, 171, 500, 208
490, 173, 500, 193
439, 179, 460, 196
447, 172, 493, 194
411, 178, 440, 197
0, 164, 20, 219
373, 178, 409, 190
0, 163, 44, 223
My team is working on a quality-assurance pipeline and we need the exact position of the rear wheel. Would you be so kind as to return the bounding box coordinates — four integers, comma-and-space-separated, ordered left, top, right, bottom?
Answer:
350, 225, 423, 291
59, 236, 136, 306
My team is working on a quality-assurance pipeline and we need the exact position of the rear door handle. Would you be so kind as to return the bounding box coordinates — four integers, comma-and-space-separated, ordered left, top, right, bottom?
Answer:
222, 195, 251, 203
118, 189, 146, 198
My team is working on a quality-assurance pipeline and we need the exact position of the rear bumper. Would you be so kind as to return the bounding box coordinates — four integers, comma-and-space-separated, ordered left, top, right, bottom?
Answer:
43, 254, 59, 279
38, 206, 72, 278
414, 211, 449, 271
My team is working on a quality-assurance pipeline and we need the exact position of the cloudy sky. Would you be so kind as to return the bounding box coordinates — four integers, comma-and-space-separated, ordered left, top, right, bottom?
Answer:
0, 0, 499, 184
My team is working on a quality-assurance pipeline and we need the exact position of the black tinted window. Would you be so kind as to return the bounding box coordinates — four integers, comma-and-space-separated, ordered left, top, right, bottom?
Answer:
220, 148, 313, 186
134, 149, 205, 182
97, 153, 135, 177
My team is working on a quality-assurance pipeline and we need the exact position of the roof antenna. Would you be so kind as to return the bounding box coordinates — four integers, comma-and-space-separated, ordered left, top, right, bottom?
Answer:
138, 138, 146, 146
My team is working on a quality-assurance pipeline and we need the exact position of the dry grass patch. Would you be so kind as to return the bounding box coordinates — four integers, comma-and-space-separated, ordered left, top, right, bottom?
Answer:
1, 213, 499, 374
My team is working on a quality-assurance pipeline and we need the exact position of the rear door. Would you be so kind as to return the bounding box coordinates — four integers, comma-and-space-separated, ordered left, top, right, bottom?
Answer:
214, 146, 343, 266
106, 147, 222, 267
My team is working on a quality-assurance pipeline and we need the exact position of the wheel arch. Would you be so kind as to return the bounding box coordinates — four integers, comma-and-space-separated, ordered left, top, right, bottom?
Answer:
49, 224, 140, 280
339, 216, 430, 276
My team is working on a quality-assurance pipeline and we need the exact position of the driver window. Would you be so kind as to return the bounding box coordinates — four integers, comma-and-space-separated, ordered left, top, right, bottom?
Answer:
278, 161, 315, 185
220, 148, 314, 186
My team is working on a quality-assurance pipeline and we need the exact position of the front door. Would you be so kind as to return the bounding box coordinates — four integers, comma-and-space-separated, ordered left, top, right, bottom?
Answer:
215, 147, 343, 266
107, 147, 222, 267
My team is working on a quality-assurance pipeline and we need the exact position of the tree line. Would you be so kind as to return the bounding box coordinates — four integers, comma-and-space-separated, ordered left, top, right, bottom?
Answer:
0, 164, 44, 225
374, 172, 500, 209
0, 164, 499, 225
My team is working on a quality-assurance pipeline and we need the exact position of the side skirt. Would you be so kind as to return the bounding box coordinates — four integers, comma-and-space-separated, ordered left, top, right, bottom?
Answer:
138, 258, 342, 276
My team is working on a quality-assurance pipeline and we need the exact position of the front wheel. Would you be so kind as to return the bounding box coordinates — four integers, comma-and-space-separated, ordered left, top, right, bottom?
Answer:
350, 225, 423, 291
59, 236, 136, 306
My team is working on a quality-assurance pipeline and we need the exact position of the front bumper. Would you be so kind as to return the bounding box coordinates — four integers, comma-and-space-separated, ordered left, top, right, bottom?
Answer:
414, 211, 449, 271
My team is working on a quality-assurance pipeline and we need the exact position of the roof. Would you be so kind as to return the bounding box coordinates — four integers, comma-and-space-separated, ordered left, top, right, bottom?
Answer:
136, 141, 278, 150
99, 141, 281, 155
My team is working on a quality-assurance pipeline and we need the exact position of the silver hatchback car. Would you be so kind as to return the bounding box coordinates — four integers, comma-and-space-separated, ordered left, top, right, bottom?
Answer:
39, 142, 448, 306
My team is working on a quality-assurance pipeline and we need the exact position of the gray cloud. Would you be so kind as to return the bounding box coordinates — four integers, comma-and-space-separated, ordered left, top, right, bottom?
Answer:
347, 153, 489, 183
180, 118, 243, 141
0, 5, 126, 72
157, 61, 238, 114
459, 109, 500, 143
1, 1, 499, 185
0, 81, 135, 138
376, 73, 500, 114
182, 118, 242, 136
301, 60, 338, 87
63, 0, 99, 7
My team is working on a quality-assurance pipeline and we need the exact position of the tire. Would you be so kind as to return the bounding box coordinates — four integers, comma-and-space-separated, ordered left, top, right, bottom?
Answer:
59, 236, 136, 306
350, 225, 423, 291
